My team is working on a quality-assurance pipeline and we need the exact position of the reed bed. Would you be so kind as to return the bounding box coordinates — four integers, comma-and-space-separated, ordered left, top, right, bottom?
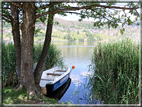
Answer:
88, 38, 139, 104
2, 43, 17, 87
2, 42, 64, 87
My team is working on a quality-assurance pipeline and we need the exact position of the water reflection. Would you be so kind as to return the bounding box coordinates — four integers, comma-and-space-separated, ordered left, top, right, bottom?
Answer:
80, 71, 94, 78
47, 78, 71, 100
70, 74, 83, 87
51, 42, 95, 104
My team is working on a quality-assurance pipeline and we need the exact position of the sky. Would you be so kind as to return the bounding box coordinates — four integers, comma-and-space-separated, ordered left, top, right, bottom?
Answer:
55, 13, 94, 21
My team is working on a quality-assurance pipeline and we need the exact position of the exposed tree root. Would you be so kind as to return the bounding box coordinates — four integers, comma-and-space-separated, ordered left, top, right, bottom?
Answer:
28, 87, 49, 103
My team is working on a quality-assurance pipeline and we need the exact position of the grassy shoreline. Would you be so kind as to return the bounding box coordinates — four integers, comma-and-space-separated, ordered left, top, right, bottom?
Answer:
88, 38, 139, 104
2, 86, 59, 104
2, 43, 64, 104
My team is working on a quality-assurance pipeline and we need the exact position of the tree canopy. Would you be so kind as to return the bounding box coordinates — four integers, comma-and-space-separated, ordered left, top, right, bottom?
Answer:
2, 2, 140, 34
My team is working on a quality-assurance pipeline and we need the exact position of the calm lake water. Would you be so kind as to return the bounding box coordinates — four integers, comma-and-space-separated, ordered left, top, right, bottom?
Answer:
51, 42, 96, 104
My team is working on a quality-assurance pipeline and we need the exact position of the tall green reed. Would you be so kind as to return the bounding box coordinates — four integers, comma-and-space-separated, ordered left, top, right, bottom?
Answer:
88, 38, 139, 104
3, 42, 64, 87
33, 43, 64, 69
2, 42, 17, 87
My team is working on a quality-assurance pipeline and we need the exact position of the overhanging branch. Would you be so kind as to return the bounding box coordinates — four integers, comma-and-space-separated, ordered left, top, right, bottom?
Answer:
91, 9, 111, 21
3, 7, 10, 9
37, 2, 63, 10
63, 11, 90, 18
11, 3, 22, 8
2, 16, 11, 22
2, 14, 12, 20
36, 4, 139, 19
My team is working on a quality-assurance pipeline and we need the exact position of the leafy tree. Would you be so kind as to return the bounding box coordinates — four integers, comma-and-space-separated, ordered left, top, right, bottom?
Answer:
63, 36, 66, 39
87, 35, 95, 42
85, 31, 92, 37
77, 30, 79, 35
66, 33, 71, 41
2, 1, 140, 97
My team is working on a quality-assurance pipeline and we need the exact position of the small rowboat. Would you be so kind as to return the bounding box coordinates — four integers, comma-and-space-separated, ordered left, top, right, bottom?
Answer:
40, 66, 75, 96
48, 78, 71, 99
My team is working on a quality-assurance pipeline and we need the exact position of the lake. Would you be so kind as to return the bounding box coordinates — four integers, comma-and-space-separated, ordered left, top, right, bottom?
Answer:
50, 41, 96, 104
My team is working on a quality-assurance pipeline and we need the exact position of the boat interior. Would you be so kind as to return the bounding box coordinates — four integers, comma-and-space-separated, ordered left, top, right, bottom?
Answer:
46, 73, 62, 76
40, 69, 68, 82
46, 70, 67, 76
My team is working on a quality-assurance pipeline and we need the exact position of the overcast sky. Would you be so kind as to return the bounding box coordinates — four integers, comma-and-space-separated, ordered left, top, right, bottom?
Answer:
55, 13, 94, 21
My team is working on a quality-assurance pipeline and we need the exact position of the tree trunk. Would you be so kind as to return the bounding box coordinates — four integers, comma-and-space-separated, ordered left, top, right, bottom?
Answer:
20, 3, 36, 95
10, 3, 21, 86
34, 7, 54, 86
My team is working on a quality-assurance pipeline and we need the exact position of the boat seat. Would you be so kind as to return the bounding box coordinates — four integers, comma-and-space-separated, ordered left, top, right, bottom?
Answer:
41, 78, 54, 81
46, 73, 62, 76
55, 70, 66, 72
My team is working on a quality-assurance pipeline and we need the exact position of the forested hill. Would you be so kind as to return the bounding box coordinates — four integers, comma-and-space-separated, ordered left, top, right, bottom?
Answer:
3, 18, 140, 43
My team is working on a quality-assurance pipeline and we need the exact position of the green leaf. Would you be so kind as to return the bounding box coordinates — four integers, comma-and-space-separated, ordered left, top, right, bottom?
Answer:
120, 28, 125, 35
54, 21, 59, 25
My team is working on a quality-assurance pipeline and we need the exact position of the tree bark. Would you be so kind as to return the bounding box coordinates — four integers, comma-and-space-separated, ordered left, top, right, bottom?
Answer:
34, 6, 54, 86
20, 3, 36, 95
10, 3, 21, 86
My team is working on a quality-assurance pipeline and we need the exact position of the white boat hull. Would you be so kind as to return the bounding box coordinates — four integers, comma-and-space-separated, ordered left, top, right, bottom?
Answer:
39, 67, 71, 96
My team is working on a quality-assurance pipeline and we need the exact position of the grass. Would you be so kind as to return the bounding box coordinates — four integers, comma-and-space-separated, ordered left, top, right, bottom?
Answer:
2, 43, 17, 87
88, 38, 139, 104
94, 33, 119, 41
3, 86, 58, 104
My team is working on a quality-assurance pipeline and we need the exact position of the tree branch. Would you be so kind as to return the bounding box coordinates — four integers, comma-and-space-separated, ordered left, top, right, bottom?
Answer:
2, 16, 11, 22
2, 14, 12, 20
36, 4, 139, 19
55, 4, 139, 13
91, 9, 111, 21
135, 9, 139, 17
37, 2, 62, 10
36, 11, 53, 19
11, 3, 22, 8
63, 11, 90, 18
3, 7, 10, 9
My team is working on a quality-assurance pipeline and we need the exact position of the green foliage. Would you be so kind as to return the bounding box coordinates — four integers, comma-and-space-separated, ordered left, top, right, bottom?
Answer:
3, 86, 58, 104
54, 21, 59, 25
77, 31, 79, 35
2, 42, 17, 87
88, 38, 139, 104
3, 86, 27, 104
45, 44, 64, 69
66, 33, 71, 41
2, 43, 64, 87
2, 2, 140, 35
82, 29, 87, 32
120, 28, 125, 35
34, 28, 42, 35
85, 31, 92, 37
87, 35, 95, 42
78, 38, 84, 42
33, 43, 64, 70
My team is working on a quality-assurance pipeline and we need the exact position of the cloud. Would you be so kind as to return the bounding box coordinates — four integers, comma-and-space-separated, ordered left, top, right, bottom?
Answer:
70, 74, 83, 86
80, 71, 94, 78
